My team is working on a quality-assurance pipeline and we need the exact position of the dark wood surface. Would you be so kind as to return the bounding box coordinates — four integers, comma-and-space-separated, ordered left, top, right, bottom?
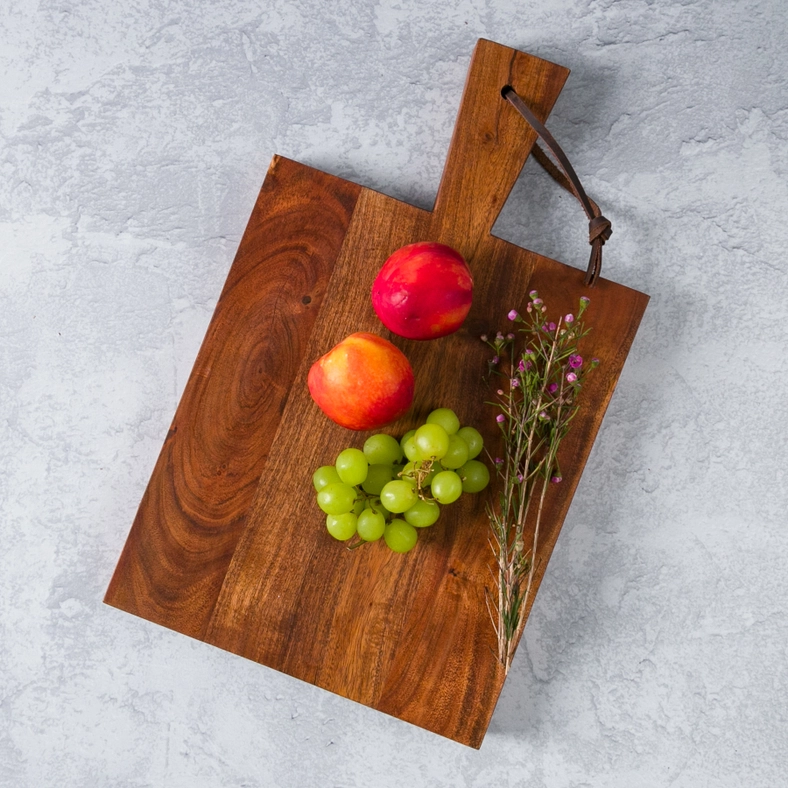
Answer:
105, 39, 649, 748
104, 158, 361, 638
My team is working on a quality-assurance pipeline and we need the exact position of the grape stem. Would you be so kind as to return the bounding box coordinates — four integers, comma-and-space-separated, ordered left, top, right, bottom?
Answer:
397, 459, 437, 502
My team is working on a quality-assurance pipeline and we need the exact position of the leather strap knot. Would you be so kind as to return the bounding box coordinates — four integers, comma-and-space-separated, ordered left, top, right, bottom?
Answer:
502, 86, 612, 287
589, 215, 612, 245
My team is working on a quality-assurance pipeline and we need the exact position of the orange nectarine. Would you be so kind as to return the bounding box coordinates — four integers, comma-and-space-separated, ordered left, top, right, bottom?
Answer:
307, 332, 414, 431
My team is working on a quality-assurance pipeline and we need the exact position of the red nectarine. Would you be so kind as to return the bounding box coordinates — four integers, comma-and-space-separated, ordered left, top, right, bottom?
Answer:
371, 242, 473, 340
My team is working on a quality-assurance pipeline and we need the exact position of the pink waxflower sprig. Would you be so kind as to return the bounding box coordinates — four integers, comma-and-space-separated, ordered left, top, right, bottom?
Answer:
482, 290, 598, 673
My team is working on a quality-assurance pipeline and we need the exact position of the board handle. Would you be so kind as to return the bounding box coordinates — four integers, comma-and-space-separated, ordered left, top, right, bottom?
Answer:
431, 40, 569, 256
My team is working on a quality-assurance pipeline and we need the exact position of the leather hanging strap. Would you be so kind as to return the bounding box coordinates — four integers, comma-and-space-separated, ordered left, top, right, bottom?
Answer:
502, 86, 612, 286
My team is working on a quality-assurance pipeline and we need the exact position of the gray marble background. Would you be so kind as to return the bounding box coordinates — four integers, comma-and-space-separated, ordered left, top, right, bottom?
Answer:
2, 0, 787, 785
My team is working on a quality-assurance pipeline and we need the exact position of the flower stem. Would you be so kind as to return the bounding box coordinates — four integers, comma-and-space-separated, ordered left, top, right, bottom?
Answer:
484, 294, 597, 673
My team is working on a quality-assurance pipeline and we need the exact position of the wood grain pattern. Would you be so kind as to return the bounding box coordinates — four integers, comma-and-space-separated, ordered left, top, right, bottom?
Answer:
106, 39, 649, 748
104, 157, 361, 637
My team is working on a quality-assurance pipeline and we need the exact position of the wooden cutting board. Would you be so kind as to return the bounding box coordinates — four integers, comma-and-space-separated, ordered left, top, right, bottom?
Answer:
105, 39, 648, 748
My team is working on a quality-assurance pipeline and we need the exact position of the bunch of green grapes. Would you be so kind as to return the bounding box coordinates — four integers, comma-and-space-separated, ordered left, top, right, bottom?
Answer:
312, 408, 490, 554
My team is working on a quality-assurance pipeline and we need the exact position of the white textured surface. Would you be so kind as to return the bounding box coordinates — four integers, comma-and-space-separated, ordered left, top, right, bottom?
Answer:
2, 0, 787, 785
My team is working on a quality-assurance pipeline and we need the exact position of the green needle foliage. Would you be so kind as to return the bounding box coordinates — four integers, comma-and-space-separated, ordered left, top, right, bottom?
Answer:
484, 291, 598, 673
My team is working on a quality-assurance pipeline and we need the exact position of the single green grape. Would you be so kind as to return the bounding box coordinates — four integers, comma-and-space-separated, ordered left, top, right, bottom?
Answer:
365, 496, 392, 519
413, 423, 449, 461
363, 433, 403, 465
426, 407, 460, 435
326, 512, 358, 541
400, 429, 416, 448
312, 465, 342, 492
380, 479, 418, 513
317, 482, 357, 515
430, 470, 463, 504
403, 499, 440, 528
402, 435, 420, 462
457, 426, 483, 460
384, 519, 418, 553
458, 459, 490, 493
362, 463, 395, 495
440, 434, 469, 469
352, 496, 366, 516
357, 508, 386, 541
335, 448, 368, 486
